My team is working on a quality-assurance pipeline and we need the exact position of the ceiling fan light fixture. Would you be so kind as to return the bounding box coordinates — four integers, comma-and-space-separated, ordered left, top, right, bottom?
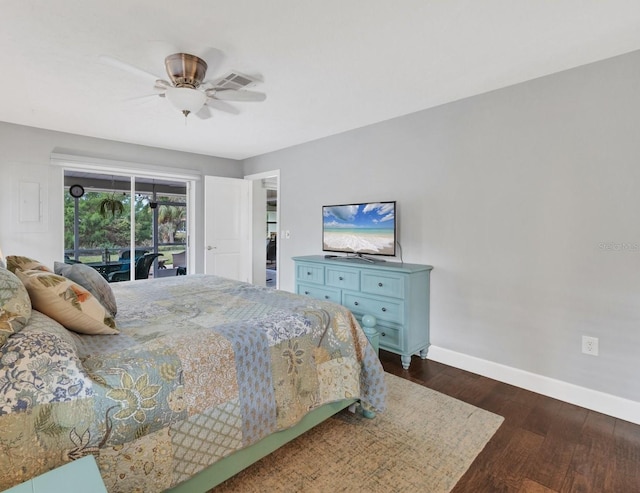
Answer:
165, 87, 207, 117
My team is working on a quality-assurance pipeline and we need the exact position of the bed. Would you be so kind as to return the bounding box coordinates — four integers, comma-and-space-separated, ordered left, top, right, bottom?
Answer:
0, 261, 386, 492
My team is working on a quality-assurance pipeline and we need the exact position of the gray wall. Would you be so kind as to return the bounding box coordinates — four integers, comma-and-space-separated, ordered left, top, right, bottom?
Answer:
0, 122, 242, 270
244, 50, 640, 403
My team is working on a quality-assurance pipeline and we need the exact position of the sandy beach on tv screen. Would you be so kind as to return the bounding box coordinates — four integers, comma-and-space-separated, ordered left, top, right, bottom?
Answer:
323, 231, 394, 255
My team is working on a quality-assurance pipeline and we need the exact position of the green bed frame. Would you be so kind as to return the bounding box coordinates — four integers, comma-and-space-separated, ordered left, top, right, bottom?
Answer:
166, 399, 358, 492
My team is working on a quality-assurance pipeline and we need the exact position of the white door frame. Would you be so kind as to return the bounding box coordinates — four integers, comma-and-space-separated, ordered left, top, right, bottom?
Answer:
244, 170, 280, 289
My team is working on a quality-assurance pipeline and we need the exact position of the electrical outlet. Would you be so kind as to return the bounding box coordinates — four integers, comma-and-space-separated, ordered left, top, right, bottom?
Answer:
582, 336, 599, 356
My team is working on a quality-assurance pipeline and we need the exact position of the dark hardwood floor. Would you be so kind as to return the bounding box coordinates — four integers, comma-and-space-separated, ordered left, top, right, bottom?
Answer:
379, 350, 640, 493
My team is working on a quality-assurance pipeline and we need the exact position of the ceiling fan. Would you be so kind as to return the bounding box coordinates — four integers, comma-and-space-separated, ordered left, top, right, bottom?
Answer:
100, 51, 266, 119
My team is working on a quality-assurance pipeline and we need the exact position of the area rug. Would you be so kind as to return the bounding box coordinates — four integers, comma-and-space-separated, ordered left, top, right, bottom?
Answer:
212, 373, 504, 492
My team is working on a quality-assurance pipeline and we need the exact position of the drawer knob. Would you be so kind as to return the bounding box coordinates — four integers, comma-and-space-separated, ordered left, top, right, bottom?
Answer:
378, 282, 383, 287
381, 332, 386, 337
339, 276, 344, 281
354, 301, 359, 306
381, 307, 387, 312
304, 291, 310, 295
324, 295, 330, 299
307, 271, 312, 275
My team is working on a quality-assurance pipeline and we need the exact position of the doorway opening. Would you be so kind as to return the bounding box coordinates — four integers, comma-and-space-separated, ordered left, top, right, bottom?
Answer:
245, 170, 280, 289
265, 181, 278, 288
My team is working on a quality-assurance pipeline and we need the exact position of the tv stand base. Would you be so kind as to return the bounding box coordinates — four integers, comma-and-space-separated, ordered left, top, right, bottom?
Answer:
340, 253, 386, 263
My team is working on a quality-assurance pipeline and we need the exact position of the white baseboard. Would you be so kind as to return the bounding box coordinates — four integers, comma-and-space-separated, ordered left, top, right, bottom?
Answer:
428, 346, 640, 425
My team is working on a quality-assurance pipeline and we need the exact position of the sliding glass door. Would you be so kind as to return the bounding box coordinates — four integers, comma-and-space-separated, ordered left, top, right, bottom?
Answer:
63, 170, 189, 282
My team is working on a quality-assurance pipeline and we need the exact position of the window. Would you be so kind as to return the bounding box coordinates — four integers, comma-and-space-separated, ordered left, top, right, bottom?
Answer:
63, 170, 190, 282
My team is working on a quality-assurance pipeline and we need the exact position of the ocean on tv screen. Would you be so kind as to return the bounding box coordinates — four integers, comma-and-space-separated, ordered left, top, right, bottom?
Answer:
323, 229, 394, 255
323, 202, 395, 255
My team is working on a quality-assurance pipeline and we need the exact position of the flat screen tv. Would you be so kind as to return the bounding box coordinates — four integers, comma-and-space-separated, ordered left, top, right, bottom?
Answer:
322, 201, 396, 257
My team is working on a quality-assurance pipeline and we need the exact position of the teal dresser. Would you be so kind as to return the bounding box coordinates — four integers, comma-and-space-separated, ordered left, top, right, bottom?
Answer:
293, 255, 433, 369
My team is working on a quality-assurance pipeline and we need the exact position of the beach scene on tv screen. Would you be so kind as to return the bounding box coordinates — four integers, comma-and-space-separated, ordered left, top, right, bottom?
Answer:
323, 202, 395, 255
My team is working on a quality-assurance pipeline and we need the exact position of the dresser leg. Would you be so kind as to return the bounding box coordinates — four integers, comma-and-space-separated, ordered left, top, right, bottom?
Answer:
401, 354, 411, 369
419, 348, 429, 359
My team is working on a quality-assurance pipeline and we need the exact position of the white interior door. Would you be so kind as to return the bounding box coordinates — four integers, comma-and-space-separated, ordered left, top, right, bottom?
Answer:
204, 176, 251, 282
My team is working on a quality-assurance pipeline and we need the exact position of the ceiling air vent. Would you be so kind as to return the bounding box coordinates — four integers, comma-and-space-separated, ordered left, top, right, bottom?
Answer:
214, 72, 258, 91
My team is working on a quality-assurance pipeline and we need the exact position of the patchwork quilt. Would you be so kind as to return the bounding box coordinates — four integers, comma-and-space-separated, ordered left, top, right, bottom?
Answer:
0, 274, 386, 492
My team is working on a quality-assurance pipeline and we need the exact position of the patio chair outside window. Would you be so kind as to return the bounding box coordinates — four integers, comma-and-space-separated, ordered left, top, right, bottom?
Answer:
108, 253, 162, 282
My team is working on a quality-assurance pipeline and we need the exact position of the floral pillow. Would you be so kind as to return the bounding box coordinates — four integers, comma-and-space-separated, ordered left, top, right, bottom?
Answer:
6, 255, 52, 274
16, 269, 118, 335
54, 261, 118, 316
0, 267, 32, 346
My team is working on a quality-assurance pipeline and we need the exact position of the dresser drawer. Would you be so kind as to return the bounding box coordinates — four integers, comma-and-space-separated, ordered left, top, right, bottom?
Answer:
377, 325, 401, 351
361, 271, 405, 298
325, 266, 360, 291
343, 292, 404, 325
297, 283, 342, 303
296, 263, 325, 284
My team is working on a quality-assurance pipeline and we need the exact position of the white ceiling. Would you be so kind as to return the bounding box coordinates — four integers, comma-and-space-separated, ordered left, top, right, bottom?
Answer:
2, 1, 640, 160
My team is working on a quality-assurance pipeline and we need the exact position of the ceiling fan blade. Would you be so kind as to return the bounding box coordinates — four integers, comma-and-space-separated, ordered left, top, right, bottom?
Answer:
199, 47, 225, 75
154, 80, 172, 91
124, 93, 163, 103
195, 105, 212, 120
205, 98, 241, 115
99, 55, 162, 81
208, 89, 266, 102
